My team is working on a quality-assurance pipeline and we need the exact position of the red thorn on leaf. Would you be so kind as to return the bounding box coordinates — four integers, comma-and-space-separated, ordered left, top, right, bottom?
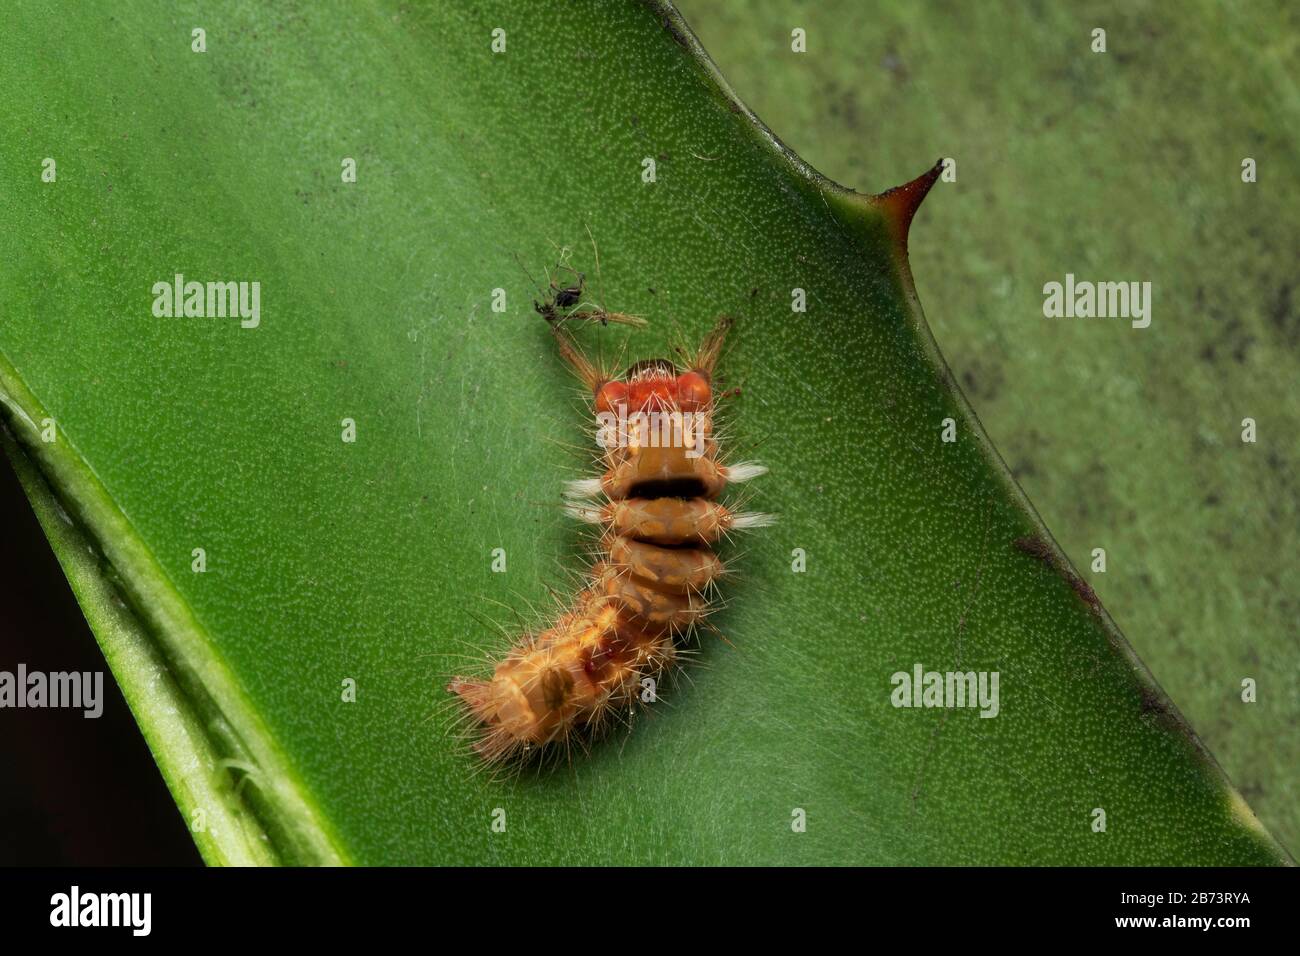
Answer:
872, 158, 944, 248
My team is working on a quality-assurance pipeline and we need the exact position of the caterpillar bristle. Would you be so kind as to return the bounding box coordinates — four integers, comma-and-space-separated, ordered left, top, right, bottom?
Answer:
449, 315, 770, 766
724, 461, 768, 483
563, 477, 605, 499
730, 511, 776, 530
564, 502, 605, 524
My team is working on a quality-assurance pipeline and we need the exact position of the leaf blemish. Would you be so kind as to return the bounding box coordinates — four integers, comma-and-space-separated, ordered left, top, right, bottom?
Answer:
1013, 535, 1100, 613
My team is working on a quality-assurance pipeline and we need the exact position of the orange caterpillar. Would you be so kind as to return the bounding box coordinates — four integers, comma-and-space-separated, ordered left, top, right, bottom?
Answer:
448, 316, 770, 764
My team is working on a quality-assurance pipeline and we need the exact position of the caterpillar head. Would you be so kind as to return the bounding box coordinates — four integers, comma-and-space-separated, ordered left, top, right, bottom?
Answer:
596, 358, 712, 414
551, 315, 731, 415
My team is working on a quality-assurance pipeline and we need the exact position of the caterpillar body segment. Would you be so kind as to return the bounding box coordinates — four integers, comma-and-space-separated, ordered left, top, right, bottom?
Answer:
606, 535, 723, 592
449, 316, 769, 764
569, 497, 767, 546
447, 596, 674, 764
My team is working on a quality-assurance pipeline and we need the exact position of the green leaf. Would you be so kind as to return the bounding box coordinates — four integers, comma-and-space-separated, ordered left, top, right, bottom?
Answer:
679, 0, 1300, 856
0, 0, 1289, 865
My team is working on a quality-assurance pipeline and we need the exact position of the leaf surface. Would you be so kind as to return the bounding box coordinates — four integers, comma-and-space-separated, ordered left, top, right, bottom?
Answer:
0, 0, 1288, 864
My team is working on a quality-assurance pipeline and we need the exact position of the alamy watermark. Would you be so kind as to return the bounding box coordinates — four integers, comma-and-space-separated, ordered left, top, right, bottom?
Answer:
891, 663, 999, 718
1042, 273, 1151, 329
50, 886, 150, 936
0, 664, 103, 718
596, 408, 708, 459
151, 273, 260, 328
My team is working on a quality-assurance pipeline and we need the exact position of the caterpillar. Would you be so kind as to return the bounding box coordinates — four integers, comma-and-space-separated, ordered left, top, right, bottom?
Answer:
448, 315, 771, 765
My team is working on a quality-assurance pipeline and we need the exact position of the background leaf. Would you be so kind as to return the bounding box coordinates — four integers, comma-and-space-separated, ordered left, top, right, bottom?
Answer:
677, 0, 1300, 854
0, 0, 1290, 864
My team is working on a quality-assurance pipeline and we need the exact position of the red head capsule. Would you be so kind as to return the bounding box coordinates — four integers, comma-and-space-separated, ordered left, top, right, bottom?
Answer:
594, 381, 627, 414
627, 377, 675, 411
675, 371, 712, 411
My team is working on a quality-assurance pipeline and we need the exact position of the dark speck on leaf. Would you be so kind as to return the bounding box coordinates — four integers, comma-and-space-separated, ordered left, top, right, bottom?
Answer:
1139, 686, 1169, 718
662, 17, 689, 49
1015, 535, 1100, 612
1013, 535, 1053, 562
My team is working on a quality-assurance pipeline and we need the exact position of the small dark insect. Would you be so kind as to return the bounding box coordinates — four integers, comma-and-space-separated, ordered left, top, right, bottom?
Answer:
535, 269, 586, 321
514, 252, 584, 323
517, 228, 645, 330
551, 277, 584, 310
